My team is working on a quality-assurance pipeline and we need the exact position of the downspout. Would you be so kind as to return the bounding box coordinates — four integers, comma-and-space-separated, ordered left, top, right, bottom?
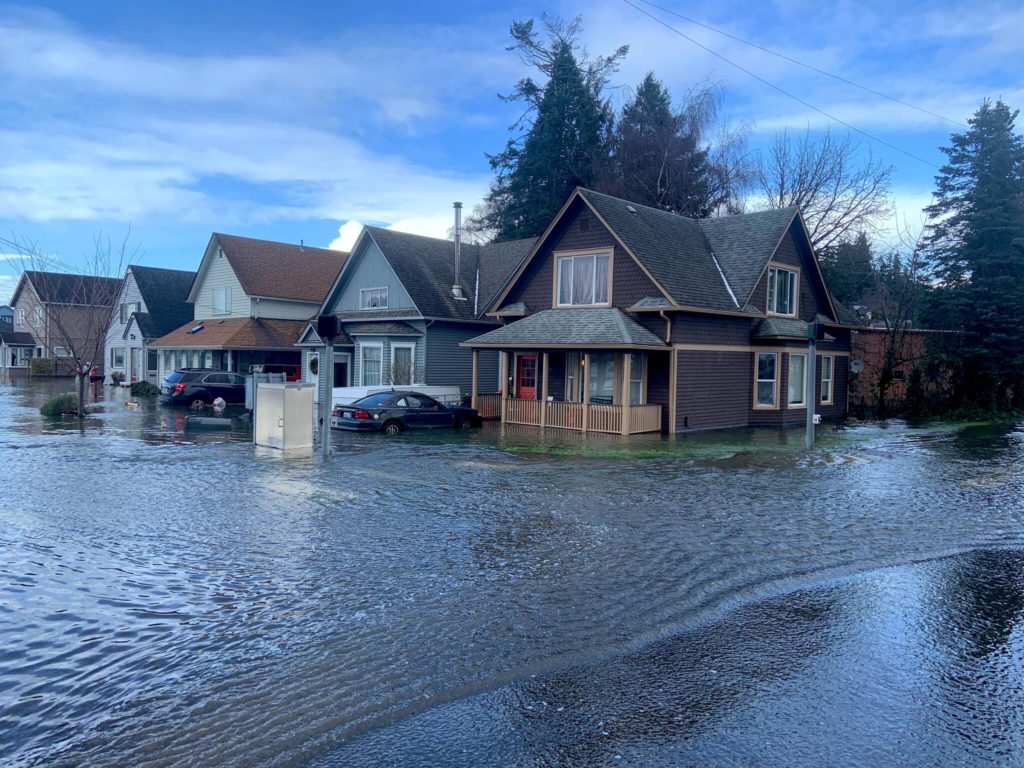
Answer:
474, 268, 480, 317
658, 310, 672, 343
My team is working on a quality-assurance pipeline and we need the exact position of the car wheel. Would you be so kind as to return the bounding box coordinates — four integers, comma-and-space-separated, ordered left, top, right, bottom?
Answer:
188, 396, 207, 409
454, 416, 472, 430
383, 420, 403, 435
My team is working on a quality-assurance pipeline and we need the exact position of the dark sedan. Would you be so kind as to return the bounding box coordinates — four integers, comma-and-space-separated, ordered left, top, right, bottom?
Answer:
331, 391, 481, 434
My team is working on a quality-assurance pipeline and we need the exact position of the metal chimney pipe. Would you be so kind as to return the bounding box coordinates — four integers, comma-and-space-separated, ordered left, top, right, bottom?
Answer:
452, 202, 465, 299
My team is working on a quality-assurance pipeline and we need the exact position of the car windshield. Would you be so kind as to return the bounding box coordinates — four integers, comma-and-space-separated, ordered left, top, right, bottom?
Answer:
354, 393, 395, 406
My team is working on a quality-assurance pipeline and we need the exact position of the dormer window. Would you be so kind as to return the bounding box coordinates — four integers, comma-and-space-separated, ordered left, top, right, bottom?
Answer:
767, 265, 798, 316
556, 251, 610, 307
360, 287, 388, 309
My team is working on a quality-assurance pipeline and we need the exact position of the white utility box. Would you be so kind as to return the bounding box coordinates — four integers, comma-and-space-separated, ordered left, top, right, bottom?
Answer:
254, 382, 314, 450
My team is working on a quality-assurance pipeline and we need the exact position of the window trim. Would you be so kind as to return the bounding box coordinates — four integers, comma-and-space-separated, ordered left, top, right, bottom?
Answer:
110, 346, 125, 369
212, 287, 231, 316
753, 351, 780, 410
389, 341, 417, 385
16, 309, 26, 327
53, 346, 70, 358
359, 341, 384, 386
766, 263, 800, 318
820, 354, 834, 405
787, 352, 808, 409
32, 307, 43, 327
627, 352, 647, 406
552, 248, 613, 308
359, 287, 389, 310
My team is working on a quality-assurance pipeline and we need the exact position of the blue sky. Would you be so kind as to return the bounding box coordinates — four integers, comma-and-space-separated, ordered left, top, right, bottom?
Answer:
1, 0, 1020, 302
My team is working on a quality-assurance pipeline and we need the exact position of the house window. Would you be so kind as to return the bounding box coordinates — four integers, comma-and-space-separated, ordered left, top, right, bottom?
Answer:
767, 266, 798, 316
587, 353, 615, 404
360, 287, 388, 309
32, 307, 43, 327
821, 355, 834, 405
788, 353, 807, 407
556, 252, 610, 306
213, 287, 231, 315
390, 343, 416, 385
755, 352, 778, 408
111, 347, 125, 368
16, 309, 25, 327
361, 344, 382, 386
119, 301, 141, 323
629, 353, 645, 405
53, 346, 70, 358
566, 352, 579, 401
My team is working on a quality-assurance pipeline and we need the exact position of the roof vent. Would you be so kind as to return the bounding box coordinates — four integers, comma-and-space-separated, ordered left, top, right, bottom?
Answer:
626, 205, 637, 214
452, 202, 467, 300
188, 324, 204, 334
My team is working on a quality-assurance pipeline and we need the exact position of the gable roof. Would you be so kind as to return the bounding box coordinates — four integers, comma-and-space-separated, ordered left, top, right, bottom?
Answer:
462, 308, 669, 349
208, 233, 348, 304
16, 271, 122, 306
127, 265, 196, 340
354, 227, 536, 321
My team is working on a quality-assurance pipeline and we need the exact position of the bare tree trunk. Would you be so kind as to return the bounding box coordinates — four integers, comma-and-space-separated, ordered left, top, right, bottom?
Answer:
76, 373, 86, 419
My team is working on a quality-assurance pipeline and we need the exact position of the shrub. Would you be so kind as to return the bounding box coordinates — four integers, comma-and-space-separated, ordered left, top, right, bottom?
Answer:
111, 371, 125, 385
29, 358, 54, 375
130, 381, 159, 397
40, 394, 79, 419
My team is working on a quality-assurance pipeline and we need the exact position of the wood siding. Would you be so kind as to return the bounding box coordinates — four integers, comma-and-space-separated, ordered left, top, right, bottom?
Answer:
332, 239, 416, 313
425, 321, 498, 393
671, 314, 752, 345
193, 250, 248, 320
252, 297, 319, 321
104, 270, 146, 381
676, 349, 751, 430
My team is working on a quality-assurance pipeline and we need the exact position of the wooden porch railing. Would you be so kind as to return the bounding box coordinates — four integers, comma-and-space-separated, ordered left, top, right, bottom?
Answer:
500, 398, 661, 434
475, 393, 502, 419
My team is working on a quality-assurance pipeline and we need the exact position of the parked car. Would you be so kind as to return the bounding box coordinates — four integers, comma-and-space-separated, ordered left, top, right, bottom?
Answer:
159, 368, 247, 407
331, 391, 481, 434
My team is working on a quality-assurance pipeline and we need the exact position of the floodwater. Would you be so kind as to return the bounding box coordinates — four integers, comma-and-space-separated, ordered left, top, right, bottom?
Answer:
1, 380, 1022, 767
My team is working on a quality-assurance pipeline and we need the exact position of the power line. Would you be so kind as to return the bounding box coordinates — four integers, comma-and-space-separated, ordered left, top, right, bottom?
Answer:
636, 0, 967, 128
622, 0, 943, 169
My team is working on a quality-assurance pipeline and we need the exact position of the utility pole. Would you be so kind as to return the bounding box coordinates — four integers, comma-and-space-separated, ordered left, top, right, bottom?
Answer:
317, 315, 337, 460
805, 322, 818, 450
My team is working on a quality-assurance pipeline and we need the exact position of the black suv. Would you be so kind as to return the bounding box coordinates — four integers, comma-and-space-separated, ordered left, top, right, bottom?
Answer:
159, 368, 247, 407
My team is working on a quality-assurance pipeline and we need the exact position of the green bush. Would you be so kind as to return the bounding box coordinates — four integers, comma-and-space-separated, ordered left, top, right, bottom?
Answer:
111, 371, 125, 384
40, 394, 79, 419
29, 358, 54, 375
130, 381, 159, 397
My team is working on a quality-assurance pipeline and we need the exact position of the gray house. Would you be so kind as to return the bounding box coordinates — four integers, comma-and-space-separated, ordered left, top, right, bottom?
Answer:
299, 219, 535, 407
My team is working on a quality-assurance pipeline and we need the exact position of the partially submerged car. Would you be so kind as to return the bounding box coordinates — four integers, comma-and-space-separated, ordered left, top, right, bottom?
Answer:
159, 369, 247, 408
331, 391, 481, 434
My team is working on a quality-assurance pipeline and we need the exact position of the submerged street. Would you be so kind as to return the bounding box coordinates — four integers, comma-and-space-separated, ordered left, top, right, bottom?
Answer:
2, 381, 1023, 767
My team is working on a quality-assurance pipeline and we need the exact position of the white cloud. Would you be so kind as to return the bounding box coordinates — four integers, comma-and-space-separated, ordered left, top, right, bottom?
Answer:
329, 221, 364, 252
328, 215, 456, 252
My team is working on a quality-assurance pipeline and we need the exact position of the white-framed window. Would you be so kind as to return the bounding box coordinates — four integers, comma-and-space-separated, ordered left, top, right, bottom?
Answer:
767, 266, 798, 316
629, 353, 645, 405
16, 309, 25, 327
15, 347, 33, 366
755, 352, 778, 408
119, 301, 141, 323
32, 307, 43, 327
556, 251, 610, 306
111, 347, 125, 368
821, 355, 834, 405
53, 346, 70, 357
389, 342, 416, 385
212, 287, 231, 315
360, 343, 383, 386
360, 287, 388, 309
788, 353, 807, 407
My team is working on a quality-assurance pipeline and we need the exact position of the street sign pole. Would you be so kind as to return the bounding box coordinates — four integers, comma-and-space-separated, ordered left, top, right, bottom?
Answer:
321, 335, 333, 460
805, 323, 817, 450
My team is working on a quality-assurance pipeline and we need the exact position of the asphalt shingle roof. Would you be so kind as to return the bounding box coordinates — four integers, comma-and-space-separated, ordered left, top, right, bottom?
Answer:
22, 271, 122, 306
576, 189, 801, 314
463, 308, 668, 349
345, 321, 423, 336
128, 265, 196, 341
364, 228, 535, 321
151, 318, 307, 350
0, 331, 35, 345
753, 317, 809, 339
214, 234, 348, 304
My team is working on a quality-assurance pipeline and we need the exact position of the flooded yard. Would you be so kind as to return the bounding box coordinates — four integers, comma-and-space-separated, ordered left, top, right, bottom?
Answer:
2, 379, 1023, 767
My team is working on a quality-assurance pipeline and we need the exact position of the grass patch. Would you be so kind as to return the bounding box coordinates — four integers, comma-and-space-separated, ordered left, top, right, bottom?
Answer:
130, 381, 160, 397
40, 394, 79, 419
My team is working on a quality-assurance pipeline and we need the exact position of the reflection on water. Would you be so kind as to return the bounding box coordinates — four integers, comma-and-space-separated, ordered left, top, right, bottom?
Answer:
1, 380, 1023, 767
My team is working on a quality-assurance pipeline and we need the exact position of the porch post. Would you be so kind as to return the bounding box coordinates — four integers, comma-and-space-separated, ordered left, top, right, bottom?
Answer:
540, 352, 549, 429
500, 350, 509, 424
621, 351, 632, 436
582, 352, 591, 433
471, 349, 479, 410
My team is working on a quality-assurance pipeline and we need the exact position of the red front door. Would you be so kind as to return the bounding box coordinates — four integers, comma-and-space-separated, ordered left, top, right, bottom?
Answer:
516, 354, 538, 399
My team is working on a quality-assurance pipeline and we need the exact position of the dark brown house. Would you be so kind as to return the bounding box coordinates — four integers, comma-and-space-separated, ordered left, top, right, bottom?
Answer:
462, 188, 856, 434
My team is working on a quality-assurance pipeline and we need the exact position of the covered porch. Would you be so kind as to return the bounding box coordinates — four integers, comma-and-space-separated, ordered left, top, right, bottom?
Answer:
463, 309, 669, 435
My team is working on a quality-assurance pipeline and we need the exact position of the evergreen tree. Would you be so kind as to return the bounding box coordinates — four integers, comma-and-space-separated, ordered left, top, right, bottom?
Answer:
819, 231, 875, 305
481, 17, 626, 240
600, 73, 723, 217
924, 99, 1024, 409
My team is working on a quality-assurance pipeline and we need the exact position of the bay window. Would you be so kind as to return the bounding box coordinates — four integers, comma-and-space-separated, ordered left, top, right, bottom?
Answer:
755, 352, 777, 408
767, 266, 798, 316
556, 251, 610, 306
788, 353, 807, 407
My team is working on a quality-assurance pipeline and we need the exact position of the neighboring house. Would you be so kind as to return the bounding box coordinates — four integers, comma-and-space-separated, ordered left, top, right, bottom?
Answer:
9, 271, 123, 372
300, 216, 535, 407
0, 305, 13, 332
0, 327, 36, 382
462, 187, 856, 434
151, 234, 347, 380
104, 266, 197, 385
